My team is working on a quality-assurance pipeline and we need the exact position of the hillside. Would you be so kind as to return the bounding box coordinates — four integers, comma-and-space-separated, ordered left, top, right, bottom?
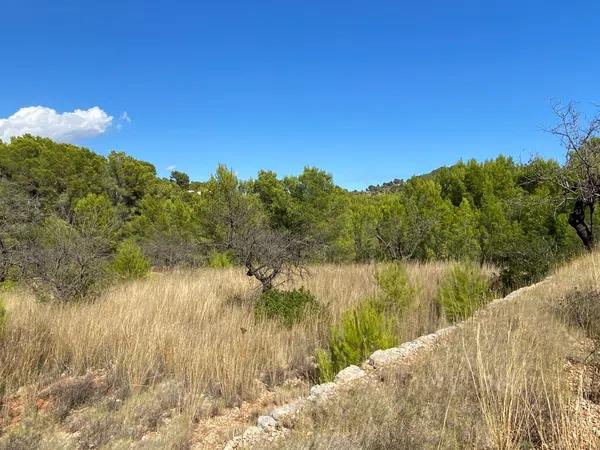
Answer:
0, 136, 596, 449
0, 136, 582, 294
1, 253, 598, 448
0, 261, 490, 449
250, 252, 600, 449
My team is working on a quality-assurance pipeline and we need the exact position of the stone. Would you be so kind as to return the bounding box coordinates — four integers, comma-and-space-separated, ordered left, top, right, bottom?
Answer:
242, 425, 263, 439
257, 415, 278, 429
308, 382, 336, 400
368, 347, 405, 368
334, 365, 366, 383
270, 399, 305, 421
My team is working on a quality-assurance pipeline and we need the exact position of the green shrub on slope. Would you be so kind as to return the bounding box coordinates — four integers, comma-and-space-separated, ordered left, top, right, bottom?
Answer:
318, 300, 396, 382
438, 263, 491, 323
255, 288, 320, 327
111, 239, 151, 280
374, 262, 414, 312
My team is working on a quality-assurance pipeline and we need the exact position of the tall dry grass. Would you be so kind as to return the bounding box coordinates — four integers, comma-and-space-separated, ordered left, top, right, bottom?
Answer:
0, 261, 460, 411
273, 253, 600, 449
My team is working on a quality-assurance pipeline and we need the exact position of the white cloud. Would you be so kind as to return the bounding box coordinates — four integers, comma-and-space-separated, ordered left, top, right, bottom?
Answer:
0, 106, 113, 143
116, 111, 132, 131
166, 165, 177, 171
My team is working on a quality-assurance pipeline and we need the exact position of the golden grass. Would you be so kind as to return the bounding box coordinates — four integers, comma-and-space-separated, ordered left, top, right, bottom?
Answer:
272, 253, 600, 449
0, 261, 459, 412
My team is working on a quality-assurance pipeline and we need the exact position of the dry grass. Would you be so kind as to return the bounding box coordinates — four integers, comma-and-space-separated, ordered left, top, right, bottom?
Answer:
0, 261, 467, 448
271, 253, 600, 450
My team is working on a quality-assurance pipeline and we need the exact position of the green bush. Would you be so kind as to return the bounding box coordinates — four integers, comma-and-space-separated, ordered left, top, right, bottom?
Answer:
208, 251, 234, 269
111, 240, 151, 280
374, 262, 414, 312
437, 263, 491, 323
254, 288, 320, 326
317, 300, 396, 382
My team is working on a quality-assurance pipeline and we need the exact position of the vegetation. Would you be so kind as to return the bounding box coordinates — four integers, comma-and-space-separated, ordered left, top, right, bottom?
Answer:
272, 253, 600, 449
437, 262, 492, 323
317, 300, 396, 382
254, 288, 321, 327
0, 296, 6, 335
0, 103, 599, 446
110, 239, 150, 280
0, 129, 588, 302
0, 262, 465, 448
315, 262, 492, 381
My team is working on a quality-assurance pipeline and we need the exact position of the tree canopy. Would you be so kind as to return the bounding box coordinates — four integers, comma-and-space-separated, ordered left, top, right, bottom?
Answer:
0, 133, 585, 297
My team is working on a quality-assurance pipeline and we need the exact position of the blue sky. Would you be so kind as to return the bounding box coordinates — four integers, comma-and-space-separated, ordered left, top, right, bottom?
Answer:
1, 0, 599, 189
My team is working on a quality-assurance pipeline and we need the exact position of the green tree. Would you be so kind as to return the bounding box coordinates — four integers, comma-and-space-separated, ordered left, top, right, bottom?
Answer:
111, 239, 150, 280
107, 151, 157, 209
444, 198, 481, 261
170, 170, 190, 189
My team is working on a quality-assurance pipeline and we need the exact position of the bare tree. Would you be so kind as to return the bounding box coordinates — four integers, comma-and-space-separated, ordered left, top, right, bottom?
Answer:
546, 102, 600, 250
229, 224, 309, 292
25, 217, 112, 302
203, 165, 311, 292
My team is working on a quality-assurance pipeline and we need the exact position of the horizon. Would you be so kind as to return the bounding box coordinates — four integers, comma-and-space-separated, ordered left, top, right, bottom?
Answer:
2, 1, 599, 189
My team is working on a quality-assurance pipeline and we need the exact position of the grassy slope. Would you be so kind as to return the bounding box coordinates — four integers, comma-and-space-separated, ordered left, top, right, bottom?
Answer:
270, 254, 600, 449
0, 262, 466, 449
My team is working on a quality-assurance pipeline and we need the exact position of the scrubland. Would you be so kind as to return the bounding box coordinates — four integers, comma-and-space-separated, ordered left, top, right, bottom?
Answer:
0, 262, 465, 449
1, 254, 598, 449
272, 253, 600, 449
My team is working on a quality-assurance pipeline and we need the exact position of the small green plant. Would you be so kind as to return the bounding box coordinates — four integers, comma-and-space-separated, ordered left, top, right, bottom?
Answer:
437, 263, 491, 323
208, 251, 234, 269
374, 262, 414, 312
317, 300, 396, 382
111, 240, 151, 280
254, 288, 320, 327
0, 280, 17, 292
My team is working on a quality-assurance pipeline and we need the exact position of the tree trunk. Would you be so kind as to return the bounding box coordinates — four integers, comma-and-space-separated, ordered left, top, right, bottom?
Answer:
568, 200, 594, 251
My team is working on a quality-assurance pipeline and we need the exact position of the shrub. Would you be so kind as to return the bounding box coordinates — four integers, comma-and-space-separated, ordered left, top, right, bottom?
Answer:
374, 262, 414, 312
254, 288, 320, 327
208, 251, 234, 269
27, 217, 111, 302
111, 239, 151, 280
437, 263, 491, 323
317, 300, 396, 382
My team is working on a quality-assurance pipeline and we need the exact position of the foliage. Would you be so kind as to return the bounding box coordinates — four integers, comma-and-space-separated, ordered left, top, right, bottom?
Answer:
169, 170, 190, 189
131, 196, 203, 268
318, 300, 396, 381
254, 288, 320, 327
26, 217, 111, 302
437, 263, 491, 323
374, 262, 414, 312
0, 135, 588, 300
111, 239, 151, 280
207, 251, 234, 268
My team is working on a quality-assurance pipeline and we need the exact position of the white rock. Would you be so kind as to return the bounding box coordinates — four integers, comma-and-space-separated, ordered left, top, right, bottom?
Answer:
368, 347, 405, 367
270, 399, 304, 421
242, 425, 263, 439
308, 382, 336, 400
257, 415, 278, 429
334, 365, 366, 383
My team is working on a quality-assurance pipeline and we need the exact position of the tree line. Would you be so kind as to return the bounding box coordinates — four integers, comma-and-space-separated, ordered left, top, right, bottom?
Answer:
0, 106, 596, 300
